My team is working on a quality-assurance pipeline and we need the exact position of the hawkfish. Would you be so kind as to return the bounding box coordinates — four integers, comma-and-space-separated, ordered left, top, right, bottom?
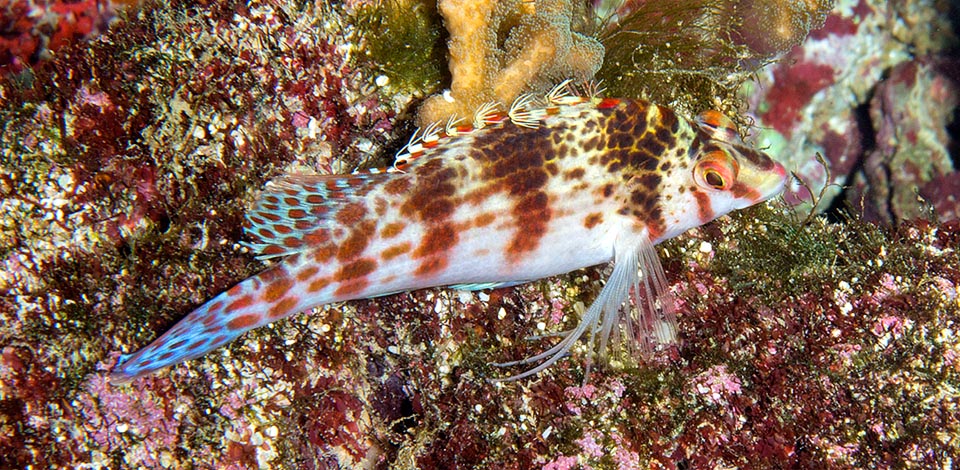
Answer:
111, 82, 787, 383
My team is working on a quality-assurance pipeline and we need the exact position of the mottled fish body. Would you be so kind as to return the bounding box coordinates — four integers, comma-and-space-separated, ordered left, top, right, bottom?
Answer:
112, 83, 787, 382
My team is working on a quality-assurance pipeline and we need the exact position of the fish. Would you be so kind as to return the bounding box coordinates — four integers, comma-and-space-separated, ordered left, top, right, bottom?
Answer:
110, 81, 787, 383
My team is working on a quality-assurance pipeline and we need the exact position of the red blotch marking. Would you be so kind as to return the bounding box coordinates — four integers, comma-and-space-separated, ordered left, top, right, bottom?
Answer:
283, 237, 304, 248
384, 177, 411, 195
295, 220, 315, 230
264, 277, 293, 303
306, 194, 324, 204
269, 297, 299, 319
308, 277, 331, 293
303, 230, 330, 246
264, 195, 280, 204
227, 284, 243, 296
335, 202, 367, 225
313, 244, 336, 263
159, 352, 175, 361
465, 182, 501, 205
226, 295, 255, 313
289, 209, 308, 219
335, 258, 378, 281
584, 213, 603, 229
507, 192, 551, 258
208, 300, 224, 312
730, 182, 761, 201
334, 279, 369, 298
421, 198, 455, 222
337, 220, 377, 261
274, 224, 293, 235
374, 197, 388, 216
381, 242, 412, 261
474, 212, 496, 227
212, 334, 228, 345
188, 340, 206, 351
261, 212, 282, 222
259, 267, 283, 283
380, 222, 406, 238
414, 224, 458, 258
261, 245, 286, 257
167, 339, 188, 350
202, 313, 220, 327
284, 197, 300, 206
297, 266, 319, 282
258, 228, 275, 239
693, 190, 714, 222
227, 313, 261, 330
415, 256, 448, 277
598, 98, 621, 109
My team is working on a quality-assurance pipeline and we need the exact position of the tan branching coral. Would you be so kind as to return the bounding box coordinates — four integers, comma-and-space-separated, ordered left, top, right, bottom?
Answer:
417, 0, 604, 126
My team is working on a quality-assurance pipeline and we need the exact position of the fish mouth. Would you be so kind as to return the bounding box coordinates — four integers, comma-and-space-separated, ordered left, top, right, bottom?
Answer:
761, 161, 789, 200
738, 159, 789, 204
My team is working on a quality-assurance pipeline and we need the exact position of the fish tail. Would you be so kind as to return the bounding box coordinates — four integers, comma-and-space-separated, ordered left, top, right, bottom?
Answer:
110, 262, 310, 383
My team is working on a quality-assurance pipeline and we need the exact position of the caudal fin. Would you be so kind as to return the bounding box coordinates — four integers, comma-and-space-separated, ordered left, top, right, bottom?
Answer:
110, 264, 309, 383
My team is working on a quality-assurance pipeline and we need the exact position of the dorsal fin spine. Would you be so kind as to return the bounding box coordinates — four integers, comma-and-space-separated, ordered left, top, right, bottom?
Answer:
395, 80, 600, 170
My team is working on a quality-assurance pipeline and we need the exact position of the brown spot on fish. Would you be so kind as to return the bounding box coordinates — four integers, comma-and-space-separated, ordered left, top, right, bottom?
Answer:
381, 242, 412, 261
297, 266, 320, 282
415, 224, 458, 258
415, 257, 448, 277
225, 295, 255, 313
474, 212, 496, 227
269, 297, 299, 319
380, 222, 406, 239
336, 202, 367, 225
337, 220, 377, 261
564, 168, 585, 180
313, 244, 336, 263
335, 279, 369, 297
308, 277, 330, 293
508, 192, 551, 258
584, 213, 603, 229
336, 258, 378, 281
264, 277, 293, 303
385, 177, 412, 195
227, 313, 260, 330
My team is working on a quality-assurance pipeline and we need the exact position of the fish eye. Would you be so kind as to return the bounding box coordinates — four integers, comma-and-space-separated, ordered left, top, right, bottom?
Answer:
694, 151, 738, 191
703, 169, 725, 189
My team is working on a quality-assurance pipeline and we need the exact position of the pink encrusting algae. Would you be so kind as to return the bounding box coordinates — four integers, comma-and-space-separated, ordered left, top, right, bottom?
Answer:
110, 82, 787, 383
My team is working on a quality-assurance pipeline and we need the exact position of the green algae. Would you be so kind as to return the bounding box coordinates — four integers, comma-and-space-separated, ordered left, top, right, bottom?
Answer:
352, 0, 446, 96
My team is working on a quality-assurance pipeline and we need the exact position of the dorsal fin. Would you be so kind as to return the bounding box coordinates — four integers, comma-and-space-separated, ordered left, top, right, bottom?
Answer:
394, 79, 596, 171
243, 172, 390, 260
695, 110, 742, 143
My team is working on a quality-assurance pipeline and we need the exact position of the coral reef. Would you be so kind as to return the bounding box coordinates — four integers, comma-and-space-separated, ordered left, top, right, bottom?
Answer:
416, 0, 604, 126
743, 0, 959, 221
596, 0, 832, 114
2, 0, 959, 468
0, 0, 122, 73
852, 58, 960, 223
730, 0, 833, 56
